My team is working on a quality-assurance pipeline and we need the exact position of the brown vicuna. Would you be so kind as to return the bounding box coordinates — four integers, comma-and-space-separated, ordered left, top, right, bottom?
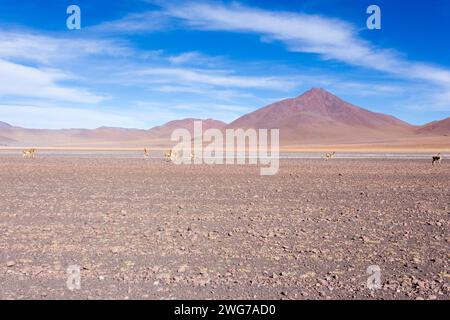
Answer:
432, 153, 442, 166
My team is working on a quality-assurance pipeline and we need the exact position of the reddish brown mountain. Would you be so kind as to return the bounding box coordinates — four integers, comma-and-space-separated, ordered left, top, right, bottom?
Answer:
227, 88, 415, 145
148, 118, 227, 139
416, 117, 450, 136
0, 90, 449, 149
0, 125, 152, 147
0, 118, 227, 147
72, 127, 152, 141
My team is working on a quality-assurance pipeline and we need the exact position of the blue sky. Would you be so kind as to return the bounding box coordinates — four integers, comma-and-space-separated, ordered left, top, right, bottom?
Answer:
0, 0, 449, 128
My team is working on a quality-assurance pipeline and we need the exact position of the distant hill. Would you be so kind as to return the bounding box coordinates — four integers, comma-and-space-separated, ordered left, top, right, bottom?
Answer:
227, 88, 415, 145
0, 118, 227, 148
71, 127, 152, 141
0, 121, 12, 129
148, 118, 227, 139
0, 90, 449, 150
0, 135, 17, 146
416, 117, 450, 136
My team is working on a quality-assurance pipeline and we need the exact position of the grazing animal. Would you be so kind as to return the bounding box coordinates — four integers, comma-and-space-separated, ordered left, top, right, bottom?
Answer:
324, 151, 336, 160
165, 149, 179, 162
432, 153, 442, 166
22, 148, 36, 159
164, 150, 195, 162
164, 149, 172, 162
144, 148, 150, 158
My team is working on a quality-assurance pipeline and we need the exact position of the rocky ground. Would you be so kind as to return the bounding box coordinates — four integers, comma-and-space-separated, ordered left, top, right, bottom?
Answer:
0, 157, 448, 300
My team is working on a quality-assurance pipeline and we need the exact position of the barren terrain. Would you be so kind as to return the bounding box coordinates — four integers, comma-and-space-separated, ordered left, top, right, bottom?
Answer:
0, 157, 448, 300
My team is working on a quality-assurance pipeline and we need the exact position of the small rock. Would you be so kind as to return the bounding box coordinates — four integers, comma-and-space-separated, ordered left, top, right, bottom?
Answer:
177, 265, 187, 273
413, 279, 427, 290
6, 261, 16, 267
412, 257, 421, 264
318, 279, 328, 286
111, 247, 121, 254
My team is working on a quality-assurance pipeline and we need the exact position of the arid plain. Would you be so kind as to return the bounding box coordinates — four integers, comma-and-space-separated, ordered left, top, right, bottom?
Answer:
0, 156, 448, 300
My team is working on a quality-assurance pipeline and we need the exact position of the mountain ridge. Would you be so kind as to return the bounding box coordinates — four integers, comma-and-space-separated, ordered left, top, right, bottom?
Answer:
415, 117, 450, 136
0, 121, 13, 129
1, 89, 449, 148
227, 88, 417, 144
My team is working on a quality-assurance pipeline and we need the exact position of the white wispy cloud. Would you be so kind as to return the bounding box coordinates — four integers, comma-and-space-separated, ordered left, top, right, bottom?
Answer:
134, 100, 252, 124
0, 59, 105, 104
167, 51, 225, 67
162, 2, 450, 88
0, 30, 135, 104
152, 1, 450, 112
131, 67, 295, 90
0, 104, 142, 129
0, 30, 134, 64
85, 1, 450, 111
88, 11, 170, 34
151, 84, 259, 101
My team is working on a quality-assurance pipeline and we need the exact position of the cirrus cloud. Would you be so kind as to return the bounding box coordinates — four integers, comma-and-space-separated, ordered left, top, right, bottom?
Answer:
0, 59, 105, 104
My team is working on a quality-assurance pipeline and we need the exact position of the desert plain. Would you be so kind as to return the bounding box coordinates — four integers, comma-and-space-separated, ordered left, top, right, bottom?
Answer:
0, 155, 449, 300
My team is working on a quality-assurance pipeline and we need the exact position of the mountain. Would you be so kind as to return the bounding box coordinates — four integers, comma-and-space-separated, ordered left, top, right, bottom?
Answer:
71, 127, 152, 141
148, 118, 227, 139
227, 88, 415, 145
0, 118, 227, 147
416, 117, 450, 136
0, 90, 449, 149
0, 121, 12, 129
0, 135, 17, 146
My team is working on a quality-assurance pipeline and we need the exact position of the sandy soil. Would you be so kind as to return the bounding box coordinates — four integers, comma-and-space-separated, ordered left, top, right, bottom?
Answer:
0, 157, 448, 300
1, 134, 450, 152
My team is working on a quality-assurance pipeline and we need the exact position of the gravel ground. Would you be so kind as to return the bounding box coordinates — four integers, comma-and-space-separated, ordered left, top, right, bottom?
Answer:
0, 157, 448, 300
